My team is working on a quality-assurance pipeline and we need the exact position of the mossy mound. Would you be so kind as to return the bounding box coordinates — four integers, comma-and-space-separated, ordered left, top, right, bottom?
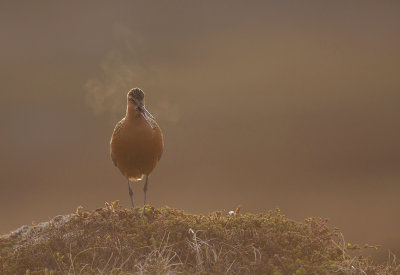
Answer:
0, 202, 398, 274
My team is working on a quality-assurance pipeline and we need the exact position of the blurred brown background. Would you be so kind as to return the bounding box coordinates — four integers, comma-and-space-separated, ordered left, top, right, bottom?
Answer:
1, 1, 399, 260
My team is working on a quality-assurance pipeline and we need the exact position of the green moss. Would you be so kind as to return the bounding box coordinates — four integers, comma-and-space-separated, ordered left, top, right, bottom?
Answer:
0, 203, 398, 274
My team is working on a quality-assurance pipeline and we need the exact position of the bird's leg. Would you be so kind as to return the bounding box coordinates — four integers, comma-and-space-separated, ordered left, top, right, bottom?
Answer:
127, 180, 134, 208
142, 175, 149, 215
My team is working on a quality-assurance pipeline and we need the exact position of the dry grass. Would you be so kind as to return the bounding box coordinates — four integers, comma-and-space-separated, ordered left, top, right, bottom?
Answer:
1, 201, 399, 274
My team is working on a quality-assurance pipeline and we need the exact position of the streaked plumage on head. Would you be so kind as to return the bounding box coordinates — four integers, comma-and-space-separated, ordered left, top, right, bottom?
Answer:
128, 88, 144, 101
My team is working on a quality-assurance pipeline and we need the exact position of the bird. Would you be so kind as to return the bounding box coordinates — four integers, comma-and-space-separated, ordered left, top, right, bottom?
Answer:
110, 88, 163, 215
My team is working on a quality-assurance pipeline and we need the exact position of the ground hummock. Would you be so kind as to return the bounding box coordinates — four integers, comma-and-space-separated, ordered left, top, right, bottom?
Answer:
0, 202, 398, 274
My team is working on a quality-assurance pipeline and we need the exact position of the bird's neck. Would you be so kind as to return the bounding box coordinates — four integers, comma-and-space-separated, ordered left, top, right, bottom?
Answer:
126, 105, 141, 120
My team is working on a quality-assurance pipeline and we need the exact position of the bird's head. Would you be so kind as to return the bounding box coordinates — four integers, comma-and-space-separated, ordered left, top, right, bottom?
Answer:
127, 88, 154, 128
127, 88, 145, 106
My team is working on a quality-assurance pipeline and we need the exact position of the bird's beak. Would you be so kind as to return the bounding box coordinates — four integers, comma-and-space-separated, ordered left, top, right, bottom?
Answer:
138, 104, 154, 129
140, 105, 154, 120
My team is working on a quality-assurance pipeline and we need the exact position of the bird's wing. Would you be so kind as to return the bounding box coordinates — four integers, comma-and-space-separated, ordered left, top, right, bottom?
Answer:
111, 151, 117, 167
158, 147, 163, 161
155, 124, 164, 161
110, 119, 125, 167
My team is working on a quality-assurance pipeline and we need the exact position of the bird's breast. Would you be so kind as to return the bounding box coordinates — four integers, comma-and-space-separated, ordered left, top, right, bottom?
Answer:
110, 115, 163, 178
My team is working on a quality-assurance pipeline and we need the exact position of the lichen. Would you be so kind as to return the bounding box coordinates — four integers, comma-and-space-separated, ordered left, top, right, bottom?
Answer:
0, 202, 398, 274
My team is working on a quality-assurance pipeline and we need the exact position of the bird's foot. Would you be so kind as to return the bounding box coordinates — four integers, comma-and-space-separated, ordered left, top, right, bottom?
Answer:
142, 205, 147, 216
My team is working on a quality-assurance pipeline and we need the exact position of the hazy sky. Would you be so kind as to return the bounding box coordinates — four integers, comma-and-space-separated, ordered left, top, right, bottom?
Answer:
1, 1, 399, 260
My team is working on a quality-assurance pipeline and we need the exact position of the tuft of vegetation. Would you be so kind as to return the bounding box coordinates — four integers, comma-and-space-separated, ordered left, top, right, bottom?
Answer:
1, 202, 399, 274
